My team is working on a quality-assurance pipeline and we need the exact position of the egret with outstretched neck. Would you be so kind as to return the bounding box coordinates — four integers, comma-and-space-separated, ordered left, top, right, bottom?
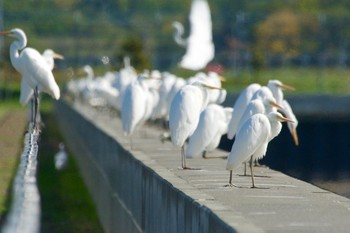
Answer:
0, 28, 60, 128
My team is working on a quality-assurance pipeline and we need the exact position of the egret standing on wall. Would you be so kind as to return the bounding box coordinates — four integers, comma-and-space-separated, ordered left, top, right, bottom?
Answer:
172, 0, 214, 70
169, 80, 222, 169
226, 112, 293, 188
0, 28, 60, 128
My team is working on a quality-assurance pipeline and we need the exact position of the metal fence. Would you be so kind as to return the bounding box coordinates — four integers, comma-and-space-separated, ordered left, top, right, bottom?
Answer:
1, 126, 41, 233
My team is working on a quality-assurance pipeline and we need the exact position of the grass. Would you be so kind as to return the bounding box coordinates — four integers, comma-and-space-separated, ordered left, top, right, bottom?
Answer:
0, 102, 26, 219
3, 65, 350, 95
0, 96, 103, 232
221, 67, 350, 95
38, 99, 104, 233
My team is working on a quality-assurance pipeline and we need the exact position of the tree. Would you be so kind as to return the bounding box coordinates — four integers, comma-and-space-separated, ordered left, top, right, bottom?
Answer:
255, 10, 301, 66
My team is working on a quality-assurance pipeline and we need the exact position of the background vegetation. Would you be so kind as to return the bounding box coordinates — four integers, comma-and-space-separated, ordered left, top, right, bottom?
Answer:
2, 0, 350, 94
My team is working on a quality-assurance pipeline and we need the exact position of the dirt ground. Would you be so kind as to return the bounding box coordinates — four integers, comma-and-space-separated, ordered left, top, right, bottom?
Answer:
0, 109, 27, 219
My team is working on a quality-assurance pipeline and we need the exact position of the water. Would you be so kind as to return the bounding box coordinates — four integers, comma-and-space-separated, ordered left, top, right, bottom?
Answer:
219, 118, 350, 198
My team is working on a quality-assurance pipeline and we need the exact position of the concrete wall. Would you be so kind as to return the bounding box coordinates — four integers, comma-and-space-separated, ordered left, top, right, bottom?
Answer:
55, 100, 237, 233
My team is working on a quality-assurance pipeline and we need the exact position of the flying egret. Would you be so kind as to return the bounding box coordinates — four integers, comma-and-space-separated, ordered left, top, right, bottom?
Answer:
227, 83, 261, 140
169, 80, 223, 169
0, 28, 60, 128
226, 112, 293, 188
186, 104, 233, 159
54, 143, 68, 170
172, 0, 214, 70
281, 99, 299, 145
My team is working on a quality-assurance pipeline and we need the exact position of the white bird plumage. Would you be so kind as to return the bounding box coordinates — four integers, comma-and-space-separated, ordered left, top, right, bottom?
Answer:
281, 99, 299, 145
173, 0, 214, 70
121, 74, 148, 137
236, 87, 282, 135
54, 143, 68, 170
226, 112, 292, 188
42, 49, 64, 71
267, 80, 295, 105
169, 80, 222, 169
186, 104, 233, 158
227, 83, 261, 140
0, 28, 60, 103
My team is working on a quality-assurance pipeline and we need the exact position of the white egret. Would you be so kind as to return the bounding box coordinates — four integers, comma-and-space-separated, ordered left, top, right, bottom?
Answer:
54, 143, 68, 170
172, 0, 214, 70
234, 87, 282, 173
166, 77, 187, 120
0, 28, 60, 127
267, 80, 298, 145
152, 72, 177, 121
186, 104, 233, 158
226, 112, 292, 188
236, 86, 283, 172
20, 49, 64, 123
42, 49, 64, 71
169, 80, 222, 169
121, 74, 148, 137
121, 72, 160, 148
227, 83, 261, 140
281, 99, 299, 145
113, 64, 137, 111
267, 80, 295, 105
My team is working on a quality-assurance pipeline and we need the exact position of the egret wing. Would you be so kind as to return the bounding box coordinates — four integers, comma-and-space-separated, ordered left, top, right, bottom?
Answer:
189, 0, 212, 42
19, 78, 34, 105
21, 48, 60, 99
186, 105, 218, 157
227, 83, 261, 139
226, 114, 269, 170
179, 0, 214, 70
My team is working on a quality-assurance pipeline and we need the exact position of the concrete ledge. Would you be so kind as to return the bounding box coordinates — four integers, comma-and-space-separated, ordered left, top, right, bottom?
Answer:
55, 100, 350, 233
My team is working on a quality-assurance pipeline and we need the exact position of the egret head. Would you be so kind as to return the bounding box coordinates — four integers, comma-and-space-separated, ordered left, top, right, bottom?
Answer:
263, 96, 283, 110
0, 28, 23, 38
0, 28, 27, 52
43, 49, 64, 60
59, 143, 65, 150
194, 80, 224, 91
268, 112, 294, 123
172, 21, 184, 33
268, 80, 295, 91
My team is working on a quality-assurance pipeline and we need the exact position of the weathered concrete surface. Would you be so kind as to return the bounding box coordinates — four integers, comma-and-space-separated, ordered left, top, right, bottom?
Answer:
55, 100, 350, 233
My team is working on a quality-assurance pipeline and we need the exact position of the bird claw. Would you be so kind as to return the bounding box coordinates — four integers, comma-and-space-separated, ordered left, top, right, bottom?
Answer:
178, 166, 202, 170
250, 185, 269, 189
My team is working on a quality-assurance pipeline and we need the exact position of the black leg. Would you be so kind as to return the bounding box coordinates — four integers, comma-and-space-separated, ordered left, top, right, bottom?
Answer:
250, 156, 256, 188
181, 145, 186, 168
33, 87, 38, 129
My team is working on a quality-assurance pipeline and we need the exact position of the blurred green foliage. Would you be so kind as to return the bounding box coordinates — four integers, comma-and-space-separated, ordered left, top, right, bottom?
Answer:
1, 0, 350, 94
2, 0, 350, 70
